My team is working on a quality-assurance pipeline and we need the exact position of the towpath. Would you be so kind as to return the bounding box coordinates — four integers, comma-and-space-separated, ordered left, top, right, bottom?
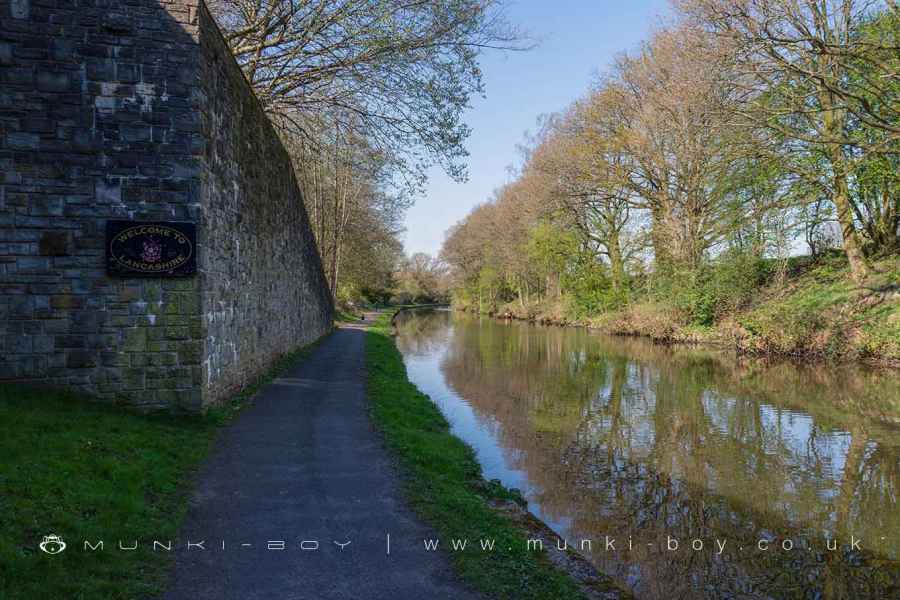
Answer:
164, 312, 482, 600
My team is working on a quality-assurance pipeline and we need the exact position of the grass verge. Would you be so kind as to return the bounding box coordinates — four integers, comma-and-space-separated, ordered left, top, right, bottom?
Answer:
0, 335, 328, 599
334, 309, 361, 323
596, 255, 900, 362
364, 311, 590, 599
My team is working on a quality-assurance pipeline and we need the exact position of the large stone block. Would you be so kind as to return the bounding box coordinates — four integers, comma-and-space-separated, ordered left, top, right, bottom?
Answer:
35, 71, 72, 93
121, 328, 147, 352
67, 350, 97, 369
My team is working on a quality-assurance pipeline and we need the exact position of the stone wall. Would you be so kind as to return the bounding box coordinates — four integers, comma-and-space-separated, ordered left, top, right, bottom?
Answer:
197, 3, 333, 404
0, 0, 333, 410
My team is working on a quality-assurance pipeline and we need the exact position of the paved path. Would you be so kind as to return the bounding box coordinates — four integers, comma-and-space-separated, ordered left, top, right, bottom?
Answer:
164, 314, 482, 600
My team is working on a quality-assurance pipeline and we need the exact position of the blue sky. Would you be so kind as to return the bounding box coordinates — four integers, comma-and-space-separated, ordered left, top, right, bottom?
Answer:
402, 0, 672, 257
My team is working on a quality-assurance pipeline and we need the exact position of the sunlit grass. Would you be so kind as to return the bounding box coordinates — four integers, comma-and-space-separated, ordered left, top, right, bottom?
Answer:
334, 309, 362, 323
738, 256, 900, 359
364, 312, 590, 599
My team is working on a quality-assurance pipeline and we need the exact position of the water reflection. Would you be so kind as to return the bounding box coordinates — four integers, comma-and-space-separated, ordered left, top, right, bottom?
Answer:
394, 309, 900, 600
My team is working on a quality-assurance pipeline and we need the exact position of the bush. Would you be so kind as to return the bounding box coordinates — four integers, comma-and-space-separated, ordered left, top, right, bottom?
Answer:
562, 250, 625, 318
659, 250, 769, 326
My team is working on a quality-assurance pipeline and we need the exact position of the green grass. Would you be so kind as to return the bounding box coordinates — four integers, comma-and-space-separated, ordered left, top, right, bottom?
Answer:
0, 386, 216, 599
364, 312, 588, 599
583, 254, 900, 362
736, 255, 900, 360
0, 335, 328, 599
334, 309, 361, 323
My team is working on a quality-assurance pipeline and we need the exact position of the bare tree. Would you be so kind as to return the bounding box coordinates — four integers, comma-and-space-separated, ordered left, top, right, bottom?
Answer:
286, 118, 408, 298
207, 1, 529, 302
528, 108, 633, 294
208, 0, 527, 189
597, 26, 757, 271
394, 252, 450, 303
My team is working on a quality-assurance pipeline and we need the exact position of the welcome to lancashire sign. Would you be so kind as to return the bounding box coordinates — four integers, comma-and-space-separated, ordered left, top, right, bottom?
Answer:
106, 220, 197, 277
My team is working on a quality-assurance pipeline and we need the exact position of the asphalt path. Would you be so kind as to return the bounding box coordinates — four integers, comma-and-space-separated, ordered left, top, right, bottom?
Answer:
164, 314, 482, 599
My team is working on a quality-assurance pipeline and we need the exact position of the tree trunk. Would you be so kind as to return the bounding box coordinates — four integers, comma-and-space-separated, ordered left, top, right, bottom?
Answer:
821, 95, 870, 281
869, 187, 899, 254
608, 232, 626, 295
830, 148, 870, 281
650, 204, 672, 275
330, 237, 342, 298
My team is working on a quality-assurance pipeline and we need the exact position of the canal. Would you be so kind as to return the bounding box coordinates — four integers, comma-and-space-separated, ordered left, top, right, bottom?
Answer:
394, 308, 899, 599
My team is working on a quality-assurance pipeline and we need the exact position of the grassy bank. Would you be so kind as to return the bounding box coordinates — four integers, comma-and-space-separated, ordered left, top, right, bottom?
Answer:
598, 255, 899, 362
470, 254, 900, 364
334, 307, 363, 323
365, 312, 624, 599
0, 339, 323, 599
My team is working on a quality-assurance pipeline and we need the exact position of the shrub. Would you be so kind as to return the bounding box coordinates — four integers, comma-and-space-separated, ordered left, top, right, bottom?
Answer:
658, 250, 769, 326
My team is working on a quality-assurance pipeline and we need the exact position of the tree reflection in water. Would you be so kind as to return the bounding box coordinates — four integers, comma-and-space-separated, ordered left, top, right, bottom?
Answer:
394, 309, 900, 600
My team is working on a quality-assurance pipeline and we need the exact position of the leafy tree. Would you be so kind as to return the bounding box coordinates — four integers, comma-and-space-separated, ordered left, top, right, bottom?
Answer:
676, 0, 900, 279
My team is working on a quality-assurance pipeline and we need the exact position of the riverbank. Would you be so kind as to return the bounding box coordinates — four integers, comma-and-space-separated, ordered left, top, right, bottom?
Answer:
465, 254, 900, 366
365, 311, 630, 599
0, 340, 321, 599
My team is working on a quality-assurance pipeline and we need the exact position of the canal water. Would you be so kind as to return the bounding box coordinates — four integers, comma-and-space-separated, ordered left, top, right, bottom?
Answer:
393, 308, 899, 599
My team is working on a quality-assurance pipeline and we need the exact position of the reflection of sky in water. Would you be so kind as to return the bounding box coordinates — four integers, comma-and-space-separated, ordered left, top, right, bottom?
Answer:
705, 396, 849, 478
401, 319, 889, 539
395, 309, 900, 598
402, 328, 568, 531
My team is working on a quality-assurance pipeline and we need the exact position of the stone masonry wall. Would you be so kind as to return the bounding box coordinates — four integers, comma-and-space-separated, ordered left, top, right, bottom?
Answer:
197, 3, 333, 404
0, 0, 333, 410
0, 0, 206, 411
